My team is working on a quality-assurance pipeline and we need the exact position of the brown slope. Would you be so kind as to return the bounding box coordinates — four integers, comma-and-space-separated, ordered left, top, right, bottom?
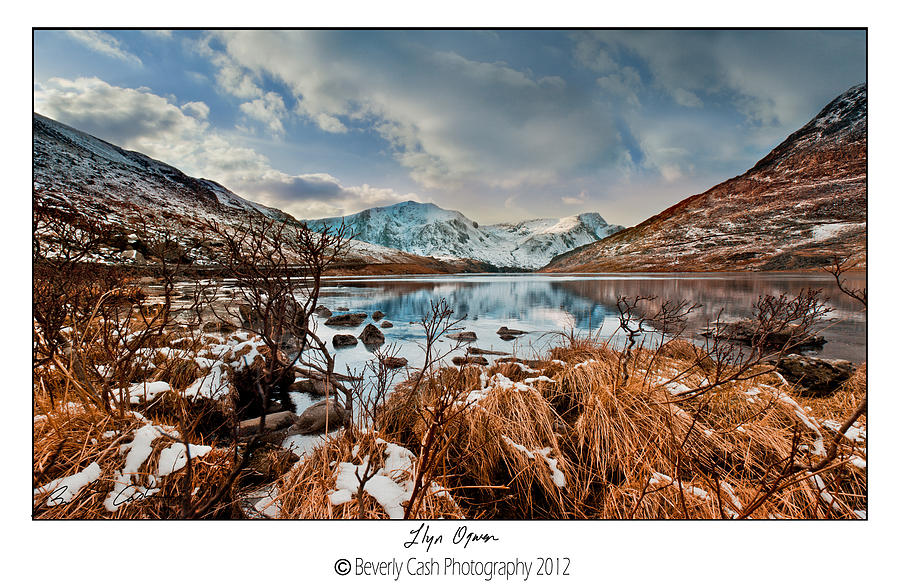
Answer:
542, 84, 866, 273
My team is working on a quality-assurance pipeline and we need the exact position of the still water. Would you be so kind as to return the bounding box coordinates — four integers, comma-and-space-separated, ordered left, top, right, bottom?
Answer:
310, 272, 867, 376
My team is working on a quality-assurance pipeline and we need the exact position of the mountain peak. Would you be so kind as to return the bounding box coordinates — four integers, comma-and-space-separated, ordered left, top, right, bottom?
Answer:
309, 203, 623, 269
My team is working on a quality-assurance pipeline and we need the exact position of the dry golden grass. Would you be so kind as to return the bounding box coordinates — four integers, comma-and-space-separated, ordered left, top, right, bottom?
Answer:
34, 322, 866, 520
274, 433, 466, 519
373, 341, 867, 520
33, 397, 235, 519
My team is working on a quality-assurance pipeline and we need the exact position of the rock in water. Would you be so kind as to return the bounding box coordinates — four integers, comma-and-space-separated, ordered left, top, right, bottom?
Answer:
372, 310, 385, 321
776, 354, 855, 396
467, 347, 511, 356
314, 305, 332, 317
292, 399, 347, 435
497, 326, 527, 336
238, 411, 299, 437
447, 331, 477, 341
325, 313, 367, 327
380, 356, 408, 369
381, 321, 394, 328
336, 306, 350, 312
359, 323, 385, 345
452, 356, 489, 366
701, 320, 825, 350
332, 334, 358, 348
289, 378, 332, 396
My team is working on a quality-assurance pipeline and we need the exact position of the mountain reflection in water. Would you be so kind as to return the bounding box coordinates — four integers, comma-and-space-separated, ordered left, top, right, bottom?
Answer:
310, 273, 866, 376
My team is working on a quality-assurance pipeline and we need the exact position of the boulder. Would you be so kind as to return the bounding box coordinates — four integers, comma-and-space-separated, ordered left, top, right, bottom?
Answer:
238, 304, 265, 330
238, 410, 299, 438
381, 320, 394, 328
497, 326, 527, 336
447, 331, 477, 341
291, 399, 347, 435
359, 323, 385, 346
499, 335, 518, 341
701, 320, 825, 350
325, 312, 367, 327
372, 310, 385, 321
381, 356, 408, 369
121, 249, 146, 264
313, 305, 332, 318
467, 347, 510, 356
336, 306, 350, 312
332, 334, 358, 348
247, 444, 300, 482
289, 378, 329, 396
452, 356, 489, 366
776, 354, 856, 396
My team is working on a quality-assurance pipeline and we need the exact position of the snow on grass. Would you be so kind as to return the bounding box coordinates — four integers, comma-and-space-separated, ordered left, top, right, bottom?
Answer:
505, 361, 542, 375
183, 362, 230, 400
282, 429, 342, 461
808, 473, 842, 514
463, 373, 532, 406
501, 436, 566, 488
126, 380, 172, 404
650, 472, 742, 518
103, 422, 212, 512
250, 485, 282, 519
772, 389, 827, 456
156, 443, 214, 476
654, 376, 695, 396
821, 419, 866, 443
847, 455, 867, 470
34, 462, 102, 507
326, 438, 451, 519
328, 439, 417, 519
523, 376, 556, 384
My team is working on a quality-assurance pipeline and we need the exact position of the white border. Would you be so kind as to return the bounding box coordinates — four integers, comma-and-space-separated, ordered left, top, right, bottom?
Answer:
8, 4, 896, 582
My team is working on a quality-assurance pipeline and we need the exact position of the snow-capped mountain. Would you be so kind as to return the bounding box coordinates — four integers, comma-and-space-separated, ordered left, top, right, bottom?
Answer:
543, 84, 867, 273
309, 201, 623, 269
33, 113, 487, 273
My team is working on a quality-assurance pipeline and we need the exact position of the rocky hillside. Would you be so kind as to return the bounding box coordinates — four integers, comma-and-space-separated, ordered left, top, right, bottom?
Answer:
543, 84, 867, 272
33, 113, 485, 274
309, 201, 623, 269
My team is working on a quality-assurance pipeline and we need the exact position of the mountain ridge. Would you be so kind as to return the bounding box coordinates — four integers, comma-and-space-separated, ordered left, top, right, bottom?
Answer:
308, 200, 624, 269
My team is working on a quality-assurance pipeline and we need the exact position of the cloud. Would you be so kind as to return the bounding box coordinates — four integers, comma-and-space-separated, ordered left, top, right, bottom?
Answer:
671, 88, 702, 108
562, 190, 588, 205
239, 92, 288, 136
595, 66, 642, 107
66, 30, 142, 66
181, 101, 210, 119
572, 30, 865, 130
143, 30, 173, 40
203, 31, 624, 198
33, 77, 415, 219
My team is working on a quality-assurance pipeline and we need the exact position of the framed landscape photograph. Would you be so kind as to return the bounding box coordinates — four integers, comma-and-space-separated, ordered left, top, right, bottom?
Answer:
26, 16, 882, 582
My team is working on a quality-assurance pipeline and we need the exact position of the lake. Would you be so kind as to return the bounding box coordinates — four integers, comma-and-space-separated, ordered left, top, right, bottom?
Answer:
310, 272, 867, 377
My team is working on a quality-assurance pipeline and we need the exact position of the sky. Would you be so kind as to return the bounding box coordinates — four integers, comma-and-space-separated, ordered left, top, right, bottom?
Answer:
33, 29, 866, 226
